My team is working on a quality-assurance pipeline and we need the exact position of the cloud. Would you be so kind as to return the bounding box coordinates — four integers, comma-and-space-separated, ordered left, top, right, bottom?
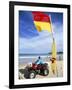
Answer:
19, 29, 63, 54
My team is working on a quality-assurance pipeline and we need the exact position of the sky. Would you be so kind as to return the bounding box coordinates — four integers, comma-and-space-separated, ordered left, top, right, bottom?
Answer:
19, 11, 63, 55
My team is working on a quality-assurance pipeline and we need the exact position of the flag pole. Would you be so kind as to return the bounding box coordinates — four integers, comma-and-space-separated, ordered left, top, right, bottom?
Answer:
49, 14, 58, 77
45, 15, 54, 61
49, 15, 54, 40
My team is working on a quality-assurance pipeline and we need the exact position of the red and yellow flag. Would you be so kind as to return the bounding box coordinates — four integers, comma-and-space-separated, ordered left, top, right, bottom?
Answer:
32, 12, 51, 32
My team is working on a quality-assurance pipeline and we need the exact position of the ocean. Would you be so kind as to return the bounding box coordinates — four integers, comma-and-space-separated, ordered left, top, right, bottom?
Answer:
19, 55, 49, 64
19, 54, 63, 64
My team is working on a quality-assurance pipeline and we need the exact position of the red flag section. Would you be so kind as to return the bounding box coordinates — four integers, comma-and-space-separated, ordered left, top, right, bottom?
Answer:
32, 11, 50, 22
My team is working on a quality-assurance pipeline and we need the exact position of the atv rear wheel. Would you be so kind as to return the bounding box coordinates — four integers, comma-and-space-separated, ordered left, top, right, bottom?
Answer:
24, 68, 30, 79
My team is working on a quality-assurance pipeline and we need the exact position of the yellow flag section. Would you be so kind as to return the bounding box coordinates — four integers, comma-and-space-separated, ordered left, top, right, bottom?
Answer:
52, 38, 57, 58
34, 21, 51, 32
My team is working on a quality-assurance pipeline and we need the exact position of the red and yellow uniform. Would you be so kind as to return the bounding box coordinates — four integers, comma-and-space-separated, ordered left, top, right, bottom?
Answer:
50, 58, 57, 75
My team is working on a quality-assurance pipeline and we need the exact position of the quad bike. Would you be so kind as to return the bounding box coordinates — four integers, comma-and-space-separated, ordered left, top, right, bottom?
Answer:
24, 62, 49, 79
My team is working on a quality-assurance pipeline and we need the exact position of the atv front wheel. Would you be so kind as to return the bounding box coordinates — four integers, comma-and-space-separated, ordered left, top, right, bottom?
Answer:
43, 69, 49, 76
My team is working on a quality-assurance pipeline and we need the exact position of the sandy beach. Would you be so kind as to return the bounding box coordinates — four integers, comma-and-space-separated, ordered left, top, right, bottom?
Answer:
19, 60, 63, 79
